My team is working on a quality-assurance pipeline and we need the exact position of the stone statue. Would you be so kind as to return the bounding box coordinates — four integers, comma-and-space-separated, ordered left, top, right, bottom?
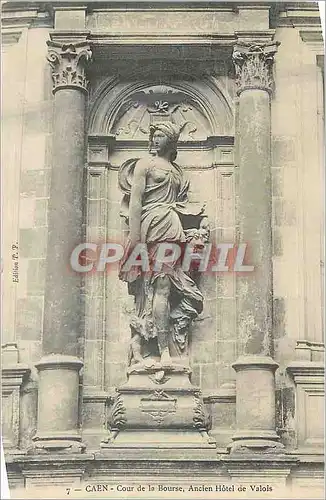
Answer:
119, 122, 209, 368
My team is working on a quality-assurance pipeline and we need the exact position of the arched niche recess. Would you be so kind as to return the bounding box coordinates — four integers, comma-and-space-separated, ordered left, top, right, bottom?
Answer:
83, 74, 237, 392
87, 76, 235, 173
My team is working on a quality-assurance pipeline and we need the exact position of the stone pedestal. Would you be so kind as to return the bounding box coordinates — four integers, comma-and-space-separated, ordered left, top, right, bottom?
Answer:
231, 41, 282, 453
33, 356, 85, 452
101, 364, 215, 450
229, 356, 283, 452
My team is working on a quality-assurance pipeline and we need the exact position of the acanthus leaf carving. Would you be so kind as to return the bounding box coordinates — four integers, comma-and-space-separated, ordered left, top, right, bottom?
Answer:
47, 41, 92, 94
193, 392, 209, 431
232, 42, 280, 95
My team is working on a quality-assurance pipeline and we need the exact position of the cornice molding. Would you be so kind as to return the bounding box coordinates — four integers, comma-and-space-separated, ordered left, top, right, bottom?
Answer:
203, 386, 236, 404
235, 29, 276, 44
1, 7, 39, 25
89, 33, 236, 47
299, 28, 324, 55
300, 28, 323, 44
272, 2, 321, 28
2, 365, 30, 388
1, 6, 52, 34
49, 30, 90, 44
1, 8, 44, 45
1, 28, 23, 45
286, 361, 324, 383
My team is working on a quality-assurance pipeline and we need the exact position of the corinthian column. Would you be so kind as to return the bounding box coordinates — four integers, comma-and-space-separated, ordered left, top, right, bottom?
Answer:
33, 40, 92, 452
230, 42, 283, 453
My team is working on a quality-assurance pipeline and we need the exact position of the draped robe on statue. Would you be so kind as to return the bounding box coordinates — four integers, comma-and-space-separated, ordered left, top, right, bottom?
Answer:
119, 157, 206, 361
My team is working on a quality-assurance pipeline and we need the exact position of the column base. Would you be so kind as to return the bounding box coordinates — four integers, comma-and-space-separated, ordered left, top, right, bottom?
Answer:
34, 355, 85, 454
228, 437, 285, 454
230, 429, 283, 453
31, 439, 86, 454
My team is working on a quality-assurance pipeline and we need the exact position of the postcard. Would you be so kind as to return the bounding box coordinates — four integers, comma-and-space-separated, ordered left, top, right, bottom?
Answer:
1, 0, 324, 499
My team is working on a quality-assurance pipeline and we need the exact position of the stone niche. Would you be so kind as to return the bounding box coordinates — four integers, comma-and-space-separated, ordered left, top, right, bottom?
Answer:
82, 66, 238, 448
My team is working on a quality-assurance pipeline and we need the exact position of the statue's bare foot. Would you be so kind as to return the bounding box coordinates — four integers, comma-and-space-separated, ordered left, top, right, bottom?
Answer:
144, 359, 156, 369
160, 348, 172, 367
133, 354, 144, 364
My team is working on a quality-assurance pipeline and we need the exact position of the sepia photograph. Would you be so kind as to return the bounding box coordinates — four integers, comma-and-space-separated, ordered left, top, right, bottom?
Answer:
1, 0, 325, 498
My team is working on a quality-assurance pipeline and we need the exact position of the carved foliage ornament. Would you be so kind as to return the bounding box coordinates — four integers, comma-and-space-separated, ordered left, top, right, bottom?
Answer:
232, 42, 280, 95
193, 392, 209, 431
47, 41, 92, 94
114, 85, 200, 140
110, 392, 127, 431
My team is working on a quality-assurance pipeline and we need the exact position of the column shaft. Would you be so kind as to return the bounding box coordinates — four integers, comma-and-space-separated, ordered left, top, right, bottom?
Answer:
43, 89, 86, 356
237, 89, 272, 355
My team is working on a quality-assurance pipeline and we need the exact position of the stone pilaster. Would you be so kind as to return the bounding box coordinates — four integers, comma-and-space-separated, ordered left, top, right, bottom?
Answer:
231, 41, 283, 453
286, 362, 324, 450
2, 344, 30, 450
33, 39, 92, 453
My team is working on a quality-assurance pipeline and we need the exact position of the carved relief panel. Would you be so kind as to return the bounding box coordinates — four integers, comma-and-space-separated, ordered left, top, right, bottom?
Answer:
111, 84, 211, 141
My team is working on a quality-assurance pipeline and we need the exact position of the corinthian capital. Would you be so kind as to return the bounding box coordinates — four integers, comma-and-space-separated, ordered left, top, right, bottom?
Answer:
47, 41, 92, 94
232, 42, 279, 95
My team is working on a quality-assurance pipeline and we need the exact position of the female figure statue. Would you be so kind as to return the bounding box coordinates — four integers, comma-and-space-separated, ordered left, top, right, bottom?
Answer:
119, 122, 209, 367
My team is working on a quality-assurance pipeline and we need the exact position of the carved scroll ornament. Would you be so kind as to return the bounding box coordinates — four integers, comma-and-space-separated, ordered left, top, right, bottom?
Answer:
47, 41, 92, 94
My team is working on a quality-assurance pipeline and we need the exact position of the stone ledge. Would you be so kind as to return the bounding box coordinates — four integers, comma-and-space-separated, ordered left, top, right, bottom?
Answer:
2, 365, 31, 386
286, 450, 324, 463
274, 3, 321, 28
1, 28, 23, 45
294, 340, 325, 362
4, 450, 323, 492
83, 389, 113, 403
5, 449, 321, 466
299, 28, 324, 44
1, 5, 52, 35
222, 453, 299, 464
286, 361, 324, 382
4, 452, 95, 465
1, 8, 39, 26
203, 388, 236, 404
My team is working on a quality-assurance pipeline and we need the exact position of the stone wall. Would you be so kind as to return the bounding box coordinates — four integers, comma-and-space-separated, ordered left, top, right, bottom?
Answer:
2, 23, 52, 364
